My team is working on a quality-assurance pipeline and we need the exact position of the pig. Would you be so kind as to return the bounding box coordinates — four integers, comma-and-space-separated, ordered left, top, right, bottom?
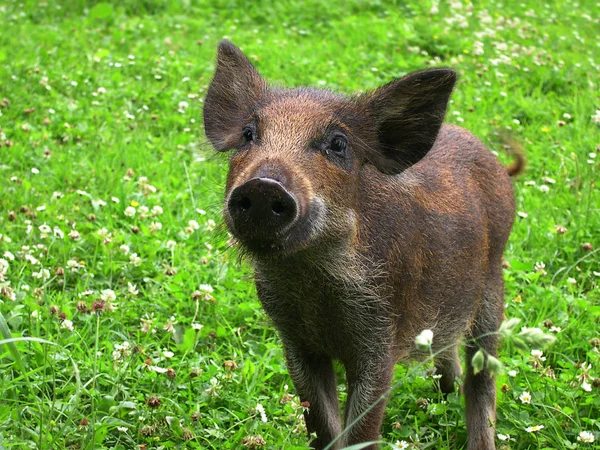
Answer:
203, 41, 523, 450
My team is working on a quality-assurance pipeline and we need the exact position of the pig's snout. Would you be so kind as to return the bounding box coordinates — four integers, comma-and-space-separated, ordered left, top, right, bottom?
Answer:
228, 178, 298, 236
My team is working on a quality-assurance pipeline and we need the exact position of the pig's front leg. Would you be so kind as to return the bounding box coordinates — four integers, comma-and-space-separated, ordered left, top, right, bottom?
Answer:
283, 342, 343, 450
342, 352, 395, 449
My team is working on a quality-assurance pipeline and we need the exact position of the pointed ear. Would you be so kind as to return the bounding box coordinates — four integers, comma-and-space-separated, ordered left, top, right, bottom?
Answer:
360, 68, 457, 174
203, 41, 267, 151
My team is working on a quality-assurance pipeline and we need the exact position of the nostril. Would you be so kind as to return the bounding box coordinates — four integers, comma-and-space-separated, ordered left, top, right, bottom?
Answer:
271, 200, 286, 216
238, 197, 252, 211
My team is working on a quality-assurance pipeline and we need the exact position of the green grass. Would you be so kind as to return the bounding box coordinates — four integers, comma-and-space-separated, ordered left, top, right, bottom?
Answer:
0, 0, 599, 448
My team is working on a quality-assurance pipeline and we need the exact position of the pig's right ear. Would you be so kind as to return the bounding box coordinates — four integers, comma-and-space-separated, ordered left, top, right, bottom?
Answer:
360, 68, 456, 174
203, 41, 267, 151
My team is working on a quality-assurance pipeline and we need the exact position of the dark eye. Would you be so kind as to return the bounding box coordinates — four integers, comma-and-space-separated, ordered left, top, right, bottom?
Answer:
329, 135, 347, 156
242, 126, 255, 144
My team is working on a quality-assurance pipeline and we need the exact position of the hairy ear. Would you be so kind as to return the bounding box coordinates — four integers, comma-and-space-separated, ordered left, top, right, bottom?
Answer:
203, 41, 267, 151
361, 68, 457, 174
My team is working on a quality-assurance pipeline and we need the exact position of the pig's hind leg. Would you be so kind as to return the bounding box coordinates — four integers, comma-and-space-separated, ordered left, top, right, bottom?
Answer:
463, 267, 504, 450
434, 344, 462, 394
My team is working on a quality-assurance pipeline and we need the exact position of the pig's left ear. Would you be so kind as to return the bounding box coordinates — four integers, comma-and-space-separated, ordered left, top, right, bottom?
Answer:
204, 41, 268, 151
360, 68, 456, 174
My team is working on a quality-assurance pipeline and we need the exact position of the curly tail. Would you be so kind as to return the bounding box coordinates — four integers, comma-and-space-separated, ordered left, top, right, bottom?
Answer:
506, 149, 525, 177
498, 132, 525, 177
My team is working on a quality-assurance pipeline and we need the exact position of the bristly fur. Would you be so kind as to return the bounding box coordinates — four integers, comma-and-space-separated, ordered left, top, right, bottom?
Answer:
203, 40, 518, 450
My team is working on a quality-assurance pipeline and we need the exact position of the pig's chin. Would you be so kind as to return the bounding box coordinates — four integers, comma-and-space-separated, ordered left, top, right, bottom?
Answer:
230, 220, 318, 257
227, 200, 326, 258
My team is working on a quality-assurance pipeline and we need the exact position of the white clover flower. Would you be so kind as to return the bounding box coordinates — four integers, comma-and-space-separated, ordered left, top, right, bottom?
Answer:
531, 349, 546, 361
112, 341, 131, 361
255, 403, 268, 423
578, 431, 595, 443
0, 284, 16, 301
142, 184, 157, 194
148, 365, 168, 373
111, 196, 120, 203
117, 427, 128, 433
166, 240, 176, 250
97, 87, 107, 94
100, 289, 116, 302
32, 269, 50, 280
415, 329, 434, 350
3, 251, 15, 261
66, 260, 80, 271
61, 319, 74, 332
97, 228, 110, 238
163, 350, 174, 358
163, 316, 177, 333
39, 223, 51, 234
497, 434, 510, 441
152, 205, 163, 216
582, 381, 592, 392
0, 258, 9, 275
192, 323, 203, 331
508, 370, 518, 377
120, 244, 130, 254
567, 277, 577, 285
592, 109, 600, 124
52, 191, 64, 200
205, 377, 220, 396
519, 391, 532, 404
127, 282, 139, 295
129, 253, 142, 266
53, 226, 64, 239
124, 206, 136, 217
139, 205, 150, 216
188, 219, 200, 230
206, 219, 216, 232
149, 222, 162, 233
68, 230, 81, 240
140, 315, 156, 334
199, 284, 214, 294
31, 310, 39, 320
24, 254, 40, 265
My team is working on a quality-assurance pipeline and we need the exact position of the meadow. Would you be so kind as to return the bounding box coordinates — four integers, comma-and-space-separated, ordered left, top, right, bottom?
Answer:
0, 0, 599, 448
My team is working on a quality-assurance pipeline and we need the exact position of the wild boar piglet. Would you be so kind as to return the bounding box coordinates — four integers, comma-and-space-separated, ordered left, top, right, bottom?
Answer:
204, 40, 522, 450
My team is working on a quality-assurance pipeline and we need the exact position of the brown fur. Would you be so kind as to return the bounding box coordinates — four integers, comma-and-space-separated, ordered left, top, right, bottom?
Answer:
204, 41, 521, 450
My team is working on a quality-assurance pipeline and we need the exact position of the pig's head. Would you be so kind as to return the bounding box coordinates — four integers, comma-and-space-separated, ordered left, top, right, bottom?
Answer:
203, 41, 456, 256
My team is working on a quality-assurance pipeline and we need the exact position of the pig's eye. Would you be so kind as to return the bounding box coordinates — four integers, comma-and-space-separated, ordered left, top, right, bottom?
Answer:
242, 126, 255, 144
329, 135, 348, 157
